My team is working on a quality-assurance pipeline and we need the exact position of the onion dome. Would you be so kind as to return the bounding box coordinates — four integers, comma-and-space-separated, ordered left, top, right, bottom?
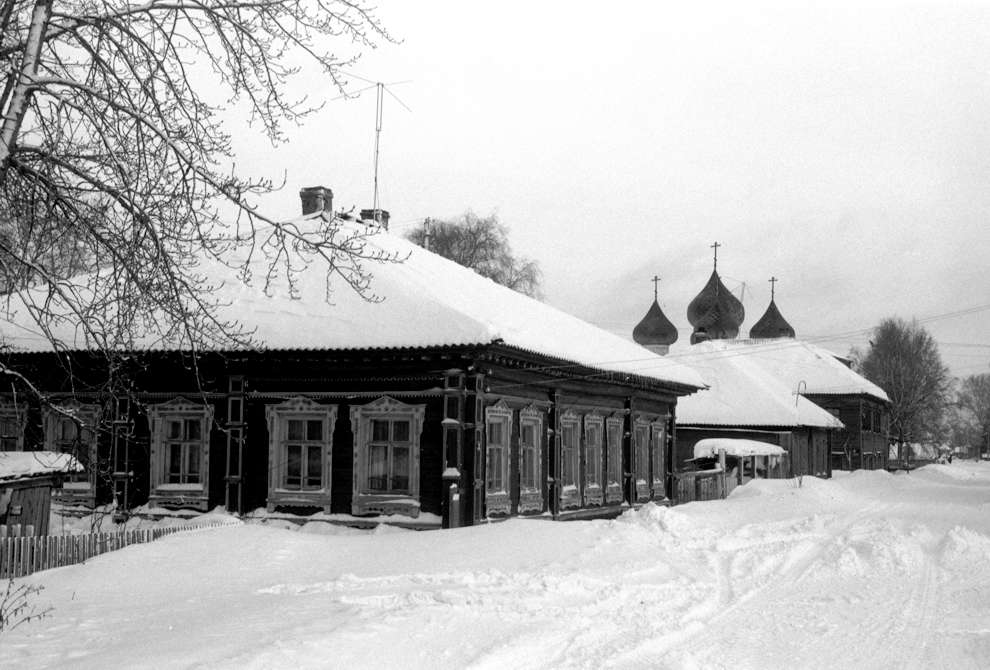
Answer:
633, 275, 678, 355
633, 300, 679, 352
749, 277, 795, 338
687, 270, 745, 343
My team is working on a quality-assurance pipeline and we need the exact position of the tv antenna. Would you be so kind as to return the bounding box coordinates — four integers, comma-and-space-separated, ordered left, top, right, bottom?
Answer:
333, 71, 412, 224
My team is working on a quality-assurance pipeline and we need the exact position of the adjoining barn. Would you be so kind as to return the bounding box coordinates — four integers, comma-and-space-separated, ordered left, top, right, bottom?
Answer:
0, 451, 82, 535
0, 188, 704, 528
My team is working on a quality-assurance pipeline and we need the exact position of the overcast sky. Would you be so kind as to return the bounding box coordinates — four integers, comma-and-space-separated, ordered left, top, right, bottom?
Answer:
235, 0, 990, 378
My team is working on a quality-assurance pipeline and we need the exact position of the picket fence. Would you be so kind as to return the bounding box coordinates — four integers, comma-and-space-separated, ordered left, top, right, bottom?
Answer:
0, 522, 231, 579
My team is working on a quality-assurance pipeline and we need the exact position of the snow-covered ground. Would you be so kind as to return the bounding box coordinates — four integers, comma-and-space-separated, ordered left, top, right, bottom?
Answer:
5, 463, 990, 669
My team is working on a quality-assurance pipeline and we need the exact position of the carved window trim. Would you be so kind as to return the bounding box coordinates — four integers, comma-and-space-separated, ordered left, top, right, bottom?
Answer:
44, 401, 100, 488
350, 396, 424, 517
605, 416, 624, 503
650, 419, 667, 499
559, 410, 582, 509
267, 397, 336, 495
518, 406, 543, 514
583, 414, 604, 506
0, 401, 27, 452
484, 401, 512, 495
149, 398, 213, 496
633, 416, 651, 502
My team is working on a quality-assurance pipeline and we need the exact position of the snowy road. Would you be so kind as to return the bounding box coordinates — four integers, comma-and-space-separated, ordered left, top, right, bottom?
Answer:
5, 464, 990, 669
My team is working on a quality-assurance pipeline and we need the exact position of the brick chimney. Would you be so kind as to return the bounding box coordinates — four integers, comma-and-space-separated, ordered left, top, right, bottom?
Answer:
299, 186, 333, 216
360, 208, 390, 230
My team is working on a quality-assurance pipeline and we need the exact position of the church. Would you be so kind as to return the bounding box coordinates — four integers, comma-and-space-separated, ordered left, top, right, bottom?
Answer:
631, 244, 890, 476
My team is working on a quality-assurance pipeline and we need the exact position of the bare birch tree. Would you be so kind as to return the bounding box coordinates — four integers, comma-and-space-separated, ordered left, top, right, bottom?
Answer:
0, 0, 394, 367
407, 212, 542, 298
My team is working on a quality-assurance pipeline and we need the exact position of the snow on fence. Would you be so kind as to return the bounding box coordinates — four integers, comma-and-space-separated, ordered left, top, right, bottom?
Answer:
0, 522, 229, 579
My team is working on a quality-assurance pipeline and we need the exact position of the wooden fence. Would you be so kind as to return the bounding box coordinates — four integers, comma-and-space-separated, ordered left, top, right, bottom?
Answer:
0, 522, 230, 579
673, 468, 726, 504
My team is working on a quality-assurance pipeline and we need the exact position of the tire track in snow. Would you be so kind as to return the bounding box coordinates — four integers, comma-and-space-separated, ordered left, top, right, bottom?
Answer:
611, 501, 890, 668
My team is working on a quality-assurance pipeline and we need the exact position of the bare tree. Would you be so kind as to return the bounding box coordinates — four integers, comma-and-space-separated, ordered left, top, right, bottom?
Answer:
0, 0, 395, 370
407, 212, 542, 298
957, 373, 990, 457
856, 317, 952, 447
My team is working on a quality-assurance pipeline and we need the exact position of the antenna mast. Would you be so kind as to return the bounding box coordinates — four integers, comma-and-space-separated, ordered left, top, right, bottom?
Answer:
372, 82, 384, 219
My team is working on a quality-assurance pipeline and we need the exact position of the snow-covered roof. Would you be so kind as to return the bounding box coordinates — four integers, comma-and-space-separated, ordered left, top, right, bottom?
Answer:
680, 339, 889, 403
674, 343, 845, 428
0, 215, 704, 390
693, 438, 786, 459
0, 451, 83, 482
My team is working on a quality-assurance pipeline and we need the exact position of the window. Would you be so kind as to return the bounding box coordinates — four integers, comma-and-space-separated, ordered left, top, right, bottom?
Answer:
485, 405, 511, 495
45, 402, 100, 486
518, 407, 543, 514
560, 414, 580, 489
164, 417, 204, 484
633, 420, 650, 501
634, 423, 649, 482
584, 417, 603, 488
283, 418, 326, 490
584, 415, 604, 506
351, 397, 425, 516
149, 398, 212, 509
605, 417, 623, 503
0, 404, 25, 452
266, 397, 336, 513
558, 411, 581, 509
519, 411, 542, 492
369, 417, 413, 493
651, 421, 666, 497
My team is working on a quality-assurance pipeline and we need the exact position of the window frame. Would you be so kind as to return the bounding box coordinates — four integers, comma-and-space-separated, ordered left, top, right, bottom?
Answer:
0, 402, 26, 452
518, 406, 543, 513
583, 414, 604, 506
633, 417, 651, 502
484, 401, 512, 516
605, 416, 624, 504
266, 397, 336, 512
350, 396, 425, 517
44, 401, 100, 493
558, 410, 582, 509
149, 398, 213, 510
650, 419, 667, 499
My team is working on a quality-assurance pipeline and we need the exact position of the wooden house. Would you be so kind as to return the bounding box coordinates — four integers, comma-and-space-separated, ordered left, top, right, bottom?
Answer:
672, 340, 843, 478
0, 451, 81, 535
0, 188, 704, 528
712, 339, 891, 471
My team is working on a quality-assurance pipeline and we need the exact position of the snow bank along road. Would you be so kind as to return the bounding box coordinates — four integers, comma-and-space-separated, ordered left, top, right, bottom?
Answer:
5, 463, 990, 669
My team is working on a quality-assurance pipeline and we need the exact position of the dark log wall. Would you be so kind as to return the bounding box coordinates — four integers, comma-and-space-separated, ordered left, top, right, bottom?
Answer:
3, 345, 690, 524
806, 394, 889, 471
